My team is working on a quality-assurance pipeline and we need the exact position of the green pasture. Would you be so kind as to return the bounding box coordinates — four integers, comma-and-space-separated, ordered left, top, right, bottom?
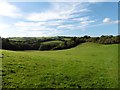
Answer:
1, 43, 118, 88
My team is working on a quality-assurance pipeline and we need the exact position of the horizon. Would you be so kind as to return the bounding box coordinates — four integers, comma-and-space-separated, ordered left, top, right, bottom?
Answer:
0, 35, 120, 38
0, 2, 119, 38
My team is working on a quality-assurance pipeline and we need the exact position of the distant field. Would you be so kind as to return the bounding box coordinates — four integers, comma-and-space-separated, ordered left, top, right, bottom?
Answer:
41, 40, 63, 44
2, 43, 118, 88
9, 38, 26, 41
63, 38, 71, 41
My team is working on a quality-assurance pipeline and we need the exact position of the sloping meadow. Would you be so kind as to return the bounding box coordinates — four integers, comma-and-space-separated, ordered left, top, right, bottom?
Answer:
2, 43, 118, 88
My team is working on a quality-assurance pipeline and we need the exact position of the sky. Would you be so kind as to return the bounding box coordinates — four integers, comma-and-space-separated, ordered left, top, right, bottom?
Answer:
0, 1, 119, 37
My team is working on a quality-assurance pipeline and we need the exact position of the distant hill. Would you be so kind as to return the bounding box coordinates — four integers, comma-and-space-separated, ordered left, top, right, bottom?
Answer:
1, 35, 120, 51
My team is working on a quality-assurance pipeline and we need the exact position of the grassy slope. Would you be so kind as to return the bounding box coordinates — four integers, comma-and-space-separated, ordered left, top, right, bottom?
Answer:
41, 40, 63, 44
2, 43, 118, 88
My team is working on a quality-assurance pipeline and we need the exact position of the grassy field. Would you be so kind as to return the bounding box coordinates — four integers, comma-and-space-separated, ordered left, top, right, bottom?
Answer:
1, 42, 118, 88
41, 40, 63, 45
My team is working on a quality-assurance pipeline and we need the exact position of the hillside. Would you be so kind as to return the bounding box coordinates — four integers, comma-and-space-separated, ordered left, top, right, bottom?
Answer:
1, 43, 118, 88
1, 35, 119, 51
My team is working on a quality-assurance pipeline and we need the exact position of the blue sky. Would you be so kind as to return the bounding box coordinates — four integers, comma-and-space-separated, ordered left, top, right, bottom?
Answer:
0, 2, 119, 37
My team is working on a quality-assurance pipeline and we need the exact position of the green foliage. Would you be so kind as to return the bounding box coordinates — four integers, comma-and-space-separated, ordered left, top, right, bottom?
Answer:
2, 43, 118, 88
1, 35, 120, 51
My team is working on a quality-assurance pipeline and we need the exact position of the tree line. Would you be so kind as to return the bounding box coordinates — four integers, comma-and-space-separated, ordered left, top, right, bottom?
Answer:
0, 35, 120, 51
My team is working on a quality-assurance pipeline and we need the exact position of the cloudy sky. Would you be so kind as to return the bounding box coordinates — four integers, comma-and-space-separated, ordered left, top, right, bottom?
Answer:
0, 2, 119, 37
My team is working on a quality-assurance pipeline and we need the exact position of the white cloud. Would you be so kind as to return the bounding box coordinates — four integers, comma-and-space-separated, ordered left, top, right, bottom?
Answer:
26, 2, 90, 21
13, 2, 95, 36
14, 21, 45, 27
26, 2, 75, 21
103, 18, 111, 23
15, 2, 93, 33
0, 0, 118, 2
57, 24, 75, 30
103, 18, 120, 24
0, 2, 22, 18
23, 27, 62, 37
113, 20, 120, 24
14, 20, 62, 31
27, 29, 62, 37
26, 12, 61, 21
84, 0, 118, 2
47, 20, 62, 26
16, 26, 51, 32
72, 16, 90, 21
74, 19, 95, 30
80, 20, 95, 24
57, 19, 95, 31
0, 23, 10, 30
1, 2, 96, 37
15, 23, 47, 31
0, 23, 11, 37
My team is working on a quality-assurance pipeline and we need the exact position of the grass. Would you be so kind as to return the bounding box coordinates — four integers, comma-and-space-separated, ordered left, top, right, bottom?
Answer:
9, 38, 26, 41
63, 38, 71, 41
1, 42, 118, 88
41, 40, 63, 45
